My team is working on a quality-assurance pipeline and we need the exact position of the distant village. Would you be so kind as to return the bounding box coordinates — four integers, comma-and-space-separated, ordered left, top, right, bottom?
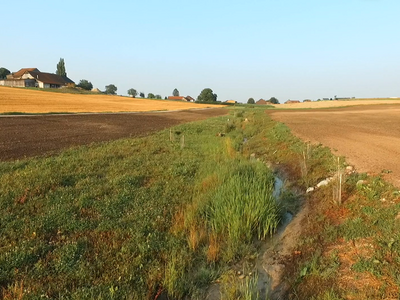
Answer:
0, 67, 356, 104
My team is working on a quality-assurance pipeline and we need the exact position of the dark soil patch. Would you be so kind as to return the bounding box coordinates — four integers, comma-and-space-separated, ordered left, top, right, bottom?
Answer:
0, 108, 228, 161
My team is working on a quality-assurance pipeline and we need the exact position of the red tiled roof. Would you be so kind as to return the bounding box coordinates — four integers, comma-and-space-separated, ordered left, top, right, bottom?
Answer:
168, 96, 186, 100
29, 71, 74, 85
13, 68, 40, 78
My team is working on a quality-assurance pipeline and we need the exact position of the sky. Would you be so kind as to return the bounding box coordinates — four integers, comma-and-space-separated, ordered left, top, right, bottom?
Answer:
2, 0, 400, 103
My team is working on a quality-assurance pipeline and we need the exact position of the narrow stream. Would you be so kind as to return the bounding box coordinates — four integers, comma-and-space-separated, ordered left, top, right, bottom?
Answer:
206, 175, 296, 300
254, 175, 295, 299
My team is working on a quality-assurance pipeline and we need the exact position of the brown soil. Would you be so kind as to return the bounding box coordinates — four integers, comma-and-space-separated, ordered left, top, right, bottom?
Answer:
0, 108, 228, 161
267, 104, 400, 188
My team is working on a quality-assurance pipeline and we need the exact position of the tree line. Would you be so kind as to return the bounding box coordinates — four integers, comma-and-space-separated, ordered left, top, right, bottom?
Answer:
247, 97, 280, 104
1, 59, 250, 104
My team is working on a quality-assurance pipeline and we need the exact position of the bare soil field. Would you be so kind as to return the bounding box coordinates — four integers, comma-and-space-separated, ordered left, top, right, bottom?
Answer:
267, 104, 400, 188
275, 98, 400, 109
0, 86, 222, 113
0, 108, 227, 161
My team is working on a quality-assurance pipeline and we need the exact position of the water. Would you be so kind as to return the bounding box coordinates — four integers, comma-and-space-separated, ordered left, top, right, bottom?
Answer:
206, 175, 295, 300
273, 176, 284, 199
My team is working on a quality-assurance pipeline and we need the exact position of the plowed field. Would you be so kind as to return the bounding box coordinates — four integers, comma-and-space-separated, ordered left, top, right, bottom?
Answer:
0, 86, 222, 113
267, 104, 400, 188
0, 108, 228, 161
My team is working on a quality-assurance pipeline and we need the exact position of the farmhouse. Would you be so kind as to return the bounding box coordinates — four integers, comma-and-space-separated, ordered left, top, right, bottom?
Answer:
0, 68, 74, 88
168, 96, 195, 102
256, 99, 272, 105
285, 100, 301, 104
224, 100, 237, 104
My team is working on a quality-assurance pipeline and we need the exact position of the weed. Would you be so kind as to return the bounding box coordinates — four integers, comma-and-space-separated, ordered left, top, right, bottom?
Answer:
234, 110, 244, 118
310, 289, 344, 300
225, 120, 236, 133
220, 270, 262, 300
351, 257, 382, 277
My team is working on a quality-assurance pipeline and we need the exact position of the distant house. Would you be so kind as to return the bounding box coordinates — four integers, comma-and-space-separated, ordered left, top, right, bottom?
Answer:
256, 99, 266, 105
256, 99, 272, 105
285, 100, 301, 104
0, 68, 74, 88
303, 99, 312, 102
168, 96, 194, 102
225, 100, 237, 104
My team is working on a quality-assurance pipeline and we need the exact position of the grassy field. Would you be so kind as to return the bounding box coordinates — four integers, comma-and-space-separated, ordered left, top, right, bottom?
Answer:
0, 108, 286, 299
1, 106, 400, 299
0, 86, 223, 113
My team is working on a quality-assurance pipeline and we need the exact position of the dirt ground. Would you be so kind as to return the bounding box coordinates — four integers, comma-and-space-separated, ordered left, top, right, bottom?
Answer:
267, 104, 400, 188
0, 108, 228, 161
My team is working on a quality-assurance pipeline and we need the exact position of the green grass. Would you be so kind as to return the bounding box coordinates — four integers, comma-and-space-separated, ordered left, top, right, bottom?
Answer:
5, 105, 397, 299
287, 171, 400, 299
0, 109, 286, 299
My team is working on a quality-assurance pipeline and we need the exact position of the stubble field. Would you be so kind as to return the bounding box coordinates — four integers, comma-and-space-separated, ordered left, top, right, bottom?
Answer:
275, 98, 400, 109
267, 104, 400, 188
0, 86, 222, 113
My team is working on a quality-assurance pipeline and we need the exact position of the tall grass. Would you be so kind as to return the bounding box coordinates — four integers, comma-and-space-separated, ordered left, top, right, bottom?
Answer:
207, 161, 281, 261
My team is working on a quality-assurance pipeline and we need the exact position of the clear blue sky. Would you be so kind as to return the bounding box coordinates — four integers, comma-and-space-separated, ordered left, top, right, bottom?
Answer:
2, 0, 399, 102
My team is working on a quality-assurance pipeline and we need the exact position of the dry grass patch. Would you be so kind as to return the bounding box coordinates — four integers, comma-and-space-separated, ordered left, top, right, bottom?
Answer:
0, 86, 222, 113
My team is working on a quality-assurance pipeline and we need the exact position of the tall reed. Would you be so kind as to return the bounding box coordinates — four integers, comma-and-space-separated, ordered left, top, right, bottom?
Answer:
207, 161, 281, 261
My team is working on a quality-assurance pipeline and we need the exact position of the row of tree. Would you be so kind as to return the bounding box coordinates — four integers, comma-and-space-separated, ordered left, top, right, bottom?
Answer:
247, 97, 279, 104
126, 88, 183, 100
126, 88, 164, 99
2, 59, 268, 104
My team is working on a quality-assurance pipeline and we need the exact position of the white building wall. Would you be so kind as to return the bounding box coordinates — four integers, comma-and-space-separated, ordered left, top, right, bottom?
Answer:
22, 73, 35, 79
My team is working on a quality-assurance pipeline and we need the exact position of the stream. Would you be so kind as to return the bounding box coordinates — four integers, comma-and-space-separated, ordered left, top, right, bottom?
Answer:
206, 175, 297, 300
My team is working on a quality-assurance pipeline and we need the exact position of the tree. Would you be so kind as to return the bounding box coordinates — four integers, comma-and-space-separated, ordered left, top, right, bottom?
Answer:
0, 67, 10, 79
56, 58, 67, 77
173, 88, 179, 97
139, 92, 145, 98
105, 84, 117, 95
76, 79, 93, 91
269, 97, 279, 104
155, 94, 162, 99
247, 97, 255, 104
128, 88, 138, 97
147, 93, 155, 99
197, 88, 217, 102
